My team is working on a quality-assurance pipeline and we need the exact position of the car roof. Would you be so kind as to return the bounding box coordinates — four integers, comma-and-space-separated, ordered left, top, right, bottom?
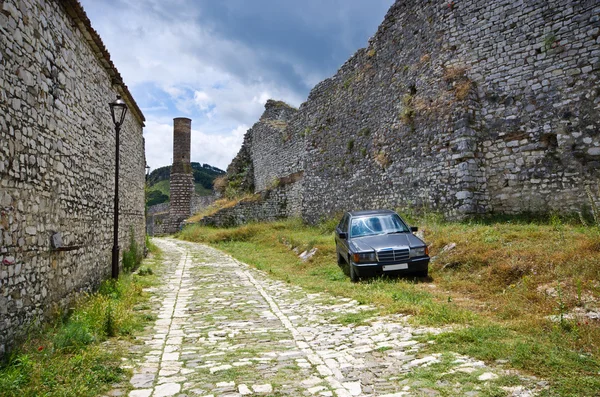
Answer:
348, 209, 396, 217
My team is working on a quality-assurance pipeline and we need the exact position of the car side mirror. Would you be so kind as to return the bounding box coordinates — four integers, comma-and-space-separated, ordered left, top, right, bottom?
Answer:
338, 231, 348, 239
410, 226, 418, 232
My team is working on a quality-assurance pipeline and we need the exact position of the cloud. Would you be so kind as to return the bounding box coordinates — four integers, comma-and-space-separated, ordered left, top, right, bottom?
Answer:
144, 120, 247, 171
80, 0, 395, 169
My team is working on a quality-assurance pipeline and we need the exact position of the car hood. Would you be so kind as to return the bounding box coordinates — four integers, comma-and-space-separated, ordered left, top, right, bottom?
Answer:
349, 233, 425, 252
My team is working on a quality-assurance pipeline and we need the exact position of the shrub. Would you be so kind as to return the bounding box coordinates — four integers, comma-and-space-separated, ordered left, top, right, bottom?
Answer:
53, 321, 95, 352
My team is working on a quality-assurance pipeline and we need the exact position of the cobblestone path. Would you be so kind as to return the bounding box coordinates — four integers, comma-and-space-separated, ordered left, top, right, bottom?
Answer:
118, 238, 545, 397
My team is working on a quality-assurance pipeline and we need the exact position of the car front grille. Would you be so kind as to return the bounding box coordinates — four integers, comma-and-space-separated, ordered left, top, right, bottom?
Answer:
376, 248, 409, 263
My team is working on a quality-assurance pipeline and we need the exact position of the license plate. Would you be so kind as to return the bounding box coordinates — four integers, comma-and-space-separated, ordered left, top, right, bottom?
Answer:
382, 263, 408, 271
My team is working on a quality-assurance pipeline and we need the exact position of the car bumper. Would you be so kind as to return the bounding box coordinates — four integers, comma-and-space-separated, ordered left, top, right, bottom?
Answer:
351, 257, 429, 277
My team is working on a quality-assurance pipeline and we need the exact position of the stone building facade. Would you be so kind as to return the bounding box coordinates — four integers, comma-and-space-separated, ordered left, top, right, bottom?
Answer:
218, 0, 600, 226
0, 0, 146, 357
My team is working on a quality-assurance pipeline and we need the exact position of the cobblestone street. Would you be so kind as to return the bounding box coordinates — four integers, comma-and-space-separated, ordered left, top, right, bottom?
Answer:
116, 238, 545, 397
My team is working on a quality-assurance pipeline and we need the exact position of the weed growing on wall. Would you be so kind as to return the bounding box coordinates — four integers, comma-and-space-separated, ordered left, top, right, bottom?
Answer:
543, 32, 558, 52
122, 227, 142, 273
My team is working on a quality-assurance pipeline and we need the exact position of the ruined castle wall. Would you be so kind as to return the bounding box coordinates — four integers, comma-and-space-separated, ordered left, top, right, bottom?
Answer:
190, 194, 215, 215
297, 0, 600, 222
449, 0, 600, 213
0, 0, 146, 357
199, 183, 299, 227
250, 101, 304, 194
210, 0, 600, 227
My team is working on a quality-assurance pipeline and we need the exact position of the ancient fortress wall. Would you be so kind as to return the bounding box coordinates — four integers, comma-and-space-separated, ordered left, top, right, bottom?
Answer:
223, 0, 600, 225
0, 0, 146, 357
299, 0, 600, 222
250, 100, 303, 192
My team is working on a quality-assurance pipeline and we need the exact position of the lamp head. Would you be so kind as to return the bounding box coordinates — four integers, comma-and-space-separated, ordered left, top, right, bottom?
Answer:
109, 95, 128, 127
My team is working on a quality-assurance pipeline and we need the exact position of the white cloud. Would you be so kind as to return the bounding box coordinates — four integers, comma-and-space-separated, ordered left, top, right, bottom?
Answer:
144, 120, 247, 171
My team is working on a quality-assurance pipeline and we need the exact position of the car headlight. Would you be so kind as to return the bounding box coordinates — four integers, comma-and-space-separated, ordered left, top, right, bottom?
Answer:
410, 246, 428, 258
352, 252, 377, 263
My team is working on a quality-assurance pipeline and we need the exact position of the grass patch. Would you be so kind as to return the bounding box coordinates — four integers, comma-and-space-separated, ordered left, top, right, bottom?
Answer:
0, 245, 162, 396
177, 216, 600, 396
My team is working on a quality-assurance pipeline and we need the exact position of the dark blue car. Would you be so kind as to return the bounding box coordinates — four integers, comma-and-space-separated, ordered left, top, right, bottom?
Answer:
334, 209, 430, 282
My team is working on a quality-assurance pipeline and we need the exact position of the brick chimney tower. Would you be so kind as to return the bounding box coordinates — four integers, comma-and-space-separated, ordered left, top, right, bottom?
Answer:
168, 117, 194, 229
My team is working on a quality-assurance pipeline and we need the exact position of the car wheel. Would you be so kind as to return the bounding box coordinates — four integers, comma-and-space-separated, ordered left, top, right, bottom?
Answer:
350, 263, 358, 283
416, 268, 428, 278
337, 252, 345, 266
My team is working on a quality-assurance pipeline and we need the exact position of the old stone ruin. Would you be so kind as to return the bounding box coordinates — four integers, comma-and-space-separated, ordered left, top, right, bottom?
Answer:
146, 118, 215, 235
204, 0, 600, 227
0, 0, 146, 358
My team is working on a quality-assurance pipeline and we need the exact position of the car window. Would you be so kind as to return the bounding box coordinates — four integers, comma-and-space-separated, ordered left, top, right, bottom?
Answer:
338, 214, 350, 233
350, 214, 408, 237
342, 214, 349, 232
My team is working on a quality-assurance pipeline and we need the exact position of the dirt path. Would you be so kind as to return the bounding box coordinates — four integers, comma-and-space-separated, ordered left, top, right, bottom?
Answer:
113, 238, 545, 397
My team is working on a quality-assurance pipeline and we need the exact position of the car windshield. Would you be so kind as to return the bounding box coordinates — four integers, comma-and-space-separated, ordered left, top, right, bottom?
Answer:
350, 214, 409, 238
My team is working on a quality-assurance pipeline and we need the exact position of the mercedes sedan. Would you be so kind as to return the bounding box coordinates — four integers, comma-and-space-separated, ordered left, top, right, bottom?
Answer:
334, 209, 430, 282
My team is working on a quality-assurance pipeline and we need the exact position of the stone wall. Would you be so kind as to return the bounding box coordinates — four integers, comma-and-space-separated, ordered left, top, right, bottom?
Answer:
146, 194, 215, 236
191, 194, 215, 215
147, 202, 170, 216
199, 182, 301, 227
220, 0, 600, 225
146, 211, 169, 237
0, 0, 146, 357
250, 100, 303, 192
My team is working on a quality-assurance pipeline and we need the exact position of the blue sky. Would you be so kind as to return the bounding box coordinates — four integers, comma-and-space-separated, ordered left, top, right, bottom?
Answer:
80, 0, 395, 171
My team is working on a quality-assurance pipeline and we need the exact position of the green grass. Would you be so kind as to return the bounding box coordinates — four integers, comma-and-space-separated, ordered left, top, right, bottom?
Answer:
147, 179, 213, 199
0, 243, 162, 397
149, 179, 170, 196
178, 217, 600, 396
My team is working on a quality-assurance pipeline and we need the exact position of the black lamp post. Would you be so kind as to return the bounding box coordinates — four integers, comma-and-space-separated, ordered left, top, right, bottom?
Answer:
109, 95, 128, 279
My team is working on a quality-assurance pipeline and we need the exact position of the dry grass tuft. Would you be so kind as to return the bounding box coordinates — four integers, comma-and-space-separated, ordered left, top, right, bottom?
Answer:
454, 80, 473, 100
374, 150, 391, 169
213, 175, 227, 195
443, 65, 468, 81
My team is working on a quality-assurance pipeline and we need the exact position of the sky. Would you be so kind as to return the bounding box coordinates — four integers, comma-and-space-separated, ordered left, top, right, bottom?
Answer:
80, 0, 395, 171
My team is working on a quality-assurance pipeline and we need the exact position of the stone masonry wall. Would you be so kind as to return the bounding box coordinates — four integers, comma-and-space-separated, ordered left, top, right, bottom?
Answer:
199, 183, 300, 227
250, 100, 303, 192
190, 193, 215, 215
220, 0, 600, 225
147, 202, 170, 216
0, 0, 146, 357
146, 194, 215, 236
300, 0, 600, 222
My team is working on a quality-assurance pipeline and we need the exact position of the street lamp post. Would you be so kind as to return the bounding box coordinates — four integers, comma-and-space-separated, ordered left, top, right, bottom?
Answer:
109, 95, 128, 279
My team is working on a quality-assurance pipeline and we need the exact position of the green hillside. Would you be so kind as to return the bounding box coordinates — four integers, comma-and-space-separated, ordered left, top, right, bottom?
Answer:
146, 162, 225, 207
